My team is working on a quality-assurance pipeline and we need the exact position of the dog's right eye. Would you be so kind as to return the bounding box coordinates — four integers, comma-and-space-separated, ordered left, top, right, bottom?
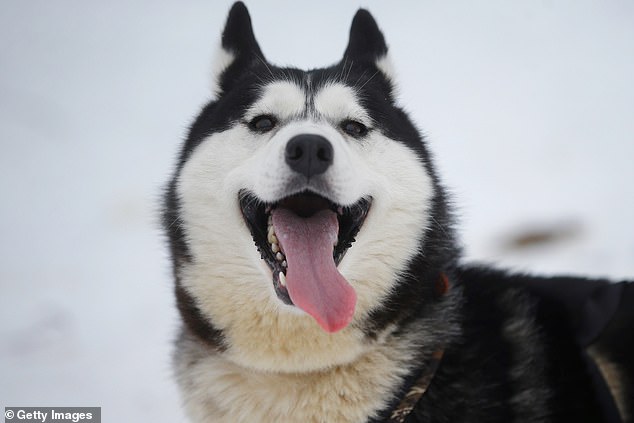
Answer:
249, 115, 277, 133
341, 120, 368, 138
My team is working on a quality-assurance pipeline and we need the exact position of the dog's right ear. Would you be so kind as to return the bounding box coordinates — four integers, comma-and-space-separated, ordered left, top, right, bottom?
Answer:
342, 9, 396, 87
211, 2, 265, 96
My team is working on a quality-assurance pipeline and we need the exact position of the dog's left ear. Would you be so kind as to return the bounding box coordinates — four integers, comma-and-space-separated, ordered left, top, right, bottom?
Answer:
343, 9, 395, 83
211, 2, 265, 96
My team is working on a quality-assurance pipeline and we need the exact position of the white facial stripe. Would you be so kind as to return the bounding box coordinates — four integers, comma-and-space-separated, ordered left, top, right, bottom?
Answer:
245, 81, 306, 122
314, 83, 370, 126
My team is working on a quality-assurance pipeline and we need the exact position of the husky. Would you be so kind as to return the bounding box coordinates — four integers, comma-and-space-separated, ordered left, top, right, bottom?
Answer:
163, 3, 633, 422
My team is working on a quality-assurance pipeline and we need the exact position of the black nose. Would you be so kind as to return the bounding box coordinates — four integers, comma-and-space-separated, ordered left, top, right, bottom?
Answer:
285, 134, 334, 178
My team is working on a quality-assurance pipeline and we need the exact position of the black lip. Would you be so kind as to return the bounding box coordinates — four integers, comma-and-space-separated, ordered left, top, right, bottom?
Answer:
238, 190, 371, 304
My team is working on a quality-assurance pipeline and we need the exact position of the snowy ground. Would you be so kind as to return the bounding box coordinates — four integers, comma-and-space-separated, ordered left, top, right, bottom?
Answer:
1, 1, 632, 421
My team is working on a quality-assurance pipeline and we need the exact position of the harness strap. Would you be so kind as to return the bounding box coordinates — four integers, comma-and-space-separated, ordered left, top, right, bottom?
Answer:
388, 349, 444, 423
388, 272, 449, 422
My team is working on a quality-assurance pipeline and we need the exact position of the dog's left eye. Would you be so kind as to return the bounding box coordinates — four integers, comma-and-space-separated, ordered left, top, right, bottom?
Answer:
249, 115, 277, 133
341, 120, 368, 137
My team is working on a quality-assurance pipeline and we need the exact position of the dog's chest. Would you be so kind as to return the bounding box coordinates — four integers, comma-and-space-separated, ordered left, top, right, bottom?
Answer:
178, 344, 415, 423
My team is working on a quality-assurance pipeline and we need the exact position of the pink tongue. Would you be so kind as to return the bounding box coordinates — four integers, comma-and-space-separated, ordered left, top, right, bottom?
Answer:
271, 208, 356, 333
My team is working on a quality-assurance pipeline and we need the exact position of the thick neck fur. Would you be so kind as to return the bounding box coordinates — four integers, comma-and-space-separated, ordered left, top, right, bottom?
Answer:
174, 312, 455, 423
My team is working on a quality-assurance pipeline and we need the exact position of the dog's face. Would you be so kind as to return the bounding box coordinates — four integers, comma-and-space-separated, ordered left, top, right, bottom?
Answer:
166, 3, 439, 372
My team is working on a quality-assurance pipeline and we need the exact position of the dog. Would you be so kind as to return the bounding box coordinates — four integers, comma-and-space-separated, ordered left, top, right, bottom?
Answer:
162, 3, 633, 422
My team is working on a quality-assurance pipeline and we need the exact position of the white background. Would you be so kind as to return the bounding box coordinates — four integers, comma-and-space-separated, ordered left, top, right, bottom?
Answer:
1, 1, 632, 421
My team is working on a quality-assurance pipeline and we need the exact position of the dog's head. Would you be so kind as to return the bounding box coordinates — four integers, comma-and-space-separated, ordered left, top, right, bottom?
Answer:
165, 2, 453, 372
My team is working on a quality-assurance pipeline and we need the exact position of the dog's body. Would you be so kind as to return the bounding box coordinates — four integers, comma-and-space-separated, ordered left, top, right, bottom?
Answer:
163, 3, 633, 422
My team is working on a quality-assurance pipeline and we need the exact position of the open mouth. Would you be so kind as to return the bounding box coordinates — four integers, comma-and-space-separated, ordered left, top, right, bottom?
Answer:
239, 190, 371, 332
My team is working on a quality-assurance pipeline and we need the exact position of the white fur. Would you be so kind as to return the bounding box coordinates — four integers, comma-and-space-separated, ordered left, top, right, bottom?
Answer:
314, 83, 371, 127
248, 81, 374, 206
176, 325, 424, 423
245, 80, 306, 122
209, 46, 236, 97
375, 54, 397, 84
251, 120, 370, 206
176, 79, 435, 420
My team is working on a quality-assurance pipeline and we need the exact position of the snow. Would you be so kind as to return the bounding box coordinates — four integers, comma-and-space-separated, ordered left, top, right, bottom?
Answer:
1, 1, 632, 421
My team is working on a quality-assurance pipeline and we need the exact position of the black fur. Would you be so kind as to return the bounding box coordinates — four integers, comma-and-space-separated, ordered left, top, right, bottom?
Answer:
218, 1, 265, 94
344, 9, 389, 61
164, 3, 634, 422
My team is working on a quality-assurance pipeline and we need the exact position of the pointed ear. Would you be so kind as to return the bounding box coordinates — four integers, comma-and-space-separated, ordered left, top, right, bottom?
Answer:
343, 9, 388, 62
221, 2, 263, 58
343, 9, 396, 84
211, 2, 265, 96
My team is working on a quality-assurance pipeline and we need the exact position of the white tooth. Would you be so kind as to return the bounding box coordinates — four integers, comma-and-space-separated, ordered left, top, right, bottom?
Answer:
282, 260, 287, 268
279, 272, 286, 287
268, 225, 275, 236
265, 206, 271, 213
271, 243, 280, 253
268, 232, 278, 244
276, 252, 284, 261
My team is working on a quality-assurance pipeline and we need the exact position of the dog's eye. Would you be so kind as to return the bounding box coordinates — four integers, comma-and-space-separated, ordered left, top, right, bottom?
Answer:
341, 120, 368, 137
249, 115, 277, 133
